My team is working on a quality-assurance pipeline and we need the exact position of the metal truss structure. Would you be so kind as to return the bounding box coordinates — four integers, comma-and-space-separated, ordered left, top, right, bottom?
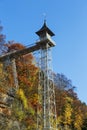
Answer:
37, 43, 57, 130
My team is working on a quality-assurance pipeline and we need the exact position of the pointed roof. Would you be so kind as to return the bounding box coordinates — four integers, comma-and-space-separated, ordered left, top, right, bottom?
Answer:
36, 20, 55, 36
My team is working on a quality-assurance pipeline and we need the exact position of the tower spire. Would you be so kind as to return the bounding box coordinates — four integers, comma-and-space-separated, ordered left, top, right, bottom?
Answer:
44, 19, 46, 25
43, 13, 46, 24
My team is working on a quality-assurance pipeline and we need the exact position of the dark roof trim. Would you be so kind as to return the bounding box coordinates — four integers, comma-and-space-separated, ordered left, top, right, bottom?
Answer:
36, 21, 55, 36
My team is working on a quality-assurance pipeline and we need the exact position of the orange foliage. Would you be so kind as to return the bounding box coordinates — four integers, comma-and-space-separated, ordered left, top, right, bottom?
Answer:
5, 42, 25, 52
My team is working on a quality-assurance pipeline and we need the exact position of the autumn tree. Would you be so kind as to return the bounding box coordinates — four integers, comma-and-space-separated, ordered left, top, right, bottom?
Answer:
63, 96, 73, 130
0, 22, 6, 55
82, 115, 87, 130
5, 42, 39, 129
54, 73, 87, 130
72, 100, 84, 130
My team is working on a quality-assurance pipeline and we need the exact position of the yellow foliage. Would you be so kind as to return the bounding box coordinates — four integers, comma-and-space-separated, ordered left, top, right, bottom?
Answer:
74, 110, 83, 130
57, 115, 62, 124
0, 63, 3, 73
17, 88, 28, 109
64, 96, 73, 125
16, 109, 26, 121
28, 106, 35, 115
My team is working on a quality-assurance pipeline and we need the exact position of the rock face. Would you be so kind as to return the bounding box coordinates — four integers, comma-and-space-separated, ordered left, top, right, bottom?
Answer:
0, 115, 21, 130
0, 88, 20, 130
0, 87, 28, 130
0, 88, 15, 111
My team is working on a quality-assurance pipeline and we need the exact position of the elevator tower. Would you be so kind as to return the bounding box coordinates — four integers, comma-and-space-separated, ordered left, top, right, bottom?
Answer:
36, 21, 57, 130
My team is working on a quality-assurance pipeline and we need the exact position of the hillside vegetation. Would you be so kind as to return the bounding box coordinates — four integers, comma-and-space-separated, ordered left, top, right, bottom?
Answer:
0, 24, 87, 130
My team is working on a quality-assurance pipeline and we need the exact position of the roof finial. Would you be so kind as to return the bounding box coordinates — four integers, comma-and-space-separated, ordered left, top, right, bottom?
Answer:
43, 13, 47, 24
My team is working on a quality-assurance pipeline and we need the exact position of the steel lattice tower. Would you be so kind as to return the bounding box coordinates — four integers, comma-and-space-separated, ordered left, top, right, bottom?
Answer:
36, 21, 57, 130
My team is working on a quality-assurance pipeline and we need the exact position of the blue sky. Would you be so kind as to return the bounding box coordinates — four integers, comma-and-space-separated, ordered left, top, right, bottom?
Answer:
0, 0, 87, 104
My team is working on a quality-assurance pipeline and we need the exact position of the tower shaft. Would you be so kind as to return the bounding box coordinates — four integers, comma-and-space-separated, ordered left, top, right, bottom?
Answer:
37, 43, 57, 130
